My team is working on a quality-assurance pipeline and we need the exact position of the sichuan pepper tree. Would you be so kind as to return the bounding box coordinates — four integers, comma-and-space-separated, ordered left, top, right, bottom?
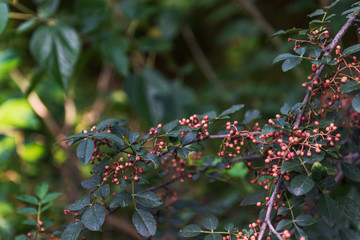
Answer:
3, 0, 360, 240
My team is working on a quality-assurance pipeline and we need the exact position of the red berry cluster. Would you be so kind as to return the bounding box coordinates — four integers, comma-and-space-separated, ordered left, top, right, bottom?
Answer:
344, 111, 360, 127
149, 124, 163, 135
161, 153, 192, 183
288, 28, 329, 52
150, 138, 168, 155
103, 155, 143, 183
83, 126, 113, 164
218, 121, 260, 157
260, 119, 340, 166
178, 114, 210, 140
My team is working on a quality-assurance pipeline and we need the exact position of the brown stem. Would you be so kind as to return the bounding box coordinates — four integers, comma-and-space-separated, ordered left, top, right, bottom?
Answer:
258, 176, 283, 240
10, 69, 81, 201
10, 69, 62, 137
8, 12, 35, 20
104, 215, 141, 239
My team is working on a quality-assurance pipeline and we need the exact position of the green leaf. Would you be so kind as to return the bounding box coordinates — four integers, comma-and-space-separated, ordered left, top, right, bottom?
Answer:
342, 6, 360, 17
202, 215, 218, 231
162, 119, 178, 133
295, 214, 316, 226
30, 22, 80, 91
177, 147, 190, 159
17, 207, 38, 215
93, 132, 124, 145
282, 57, 303, 72
277, 206, 289, 215
135, 190, 162, 208
276, 219, 292, 231
204, 233, 222, 240
341, 162, 360, 182
219, 104, 244, 117
97, 118, 127, 130
295, 47, 307, 56
15, 235, 28, 240
65, 195, 90, 211
242, 110, 261, 124
294, 225, 308, 240
181, 131, 198, 146
352, 93, 360, 112
240, 189, 268, 206
290, 175, 315, 196
272, 53, 296, 64
100, 39, 129, 76
280, 103, 291, 115
340, 81, 360, 94
23, 219, 37, 226
261, 125, 276, 134
94, 184, 110, 199
226, 162, 248, 178
75, 0, 109, 33
81, 175, 101, 189
336, 197, 360, 221
0, 2, 9, 35
224, 223, 234, 232
308, 9, 325, 17
302, 150, 325, 164
319, 195, 338, 222
35, 183, 49, 199
343, 44, 360, 56
109, 191, 132, 208
128, 132, 140, 144
35, 0, 59, 18
281, 159, 302, 173
144, 153, 161, 168
309, 19, 330, 29
76, 138, 94, 165
17, 195, 39, 205
61, 221, 83, 240
56, 133, 88, 144
82, 203, 105, 231
178, 224, 202, 237
41, 202, 53, 212
325, 0, 340, 9
308, 47, 321, 59
16, 18, 38, 34
132, 209, 157, 237
319, 176, 336, 191
41, 192, 61, 204
0, 49, 20, 79
270, 30, 285, 39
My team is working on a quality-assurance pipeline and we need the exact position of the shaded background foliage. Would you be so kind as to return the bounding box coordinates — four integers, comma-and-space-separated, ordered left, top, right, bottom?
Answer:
0, 0, 358, 239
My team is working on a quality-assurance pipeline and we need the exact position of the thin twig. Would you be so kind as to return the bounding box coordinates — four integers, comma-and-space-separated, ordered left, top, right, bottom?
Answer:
105, 215, 141, 239
82, 63, 113, 126
10, 69, 62, 137
235, 0, 282, 48
258, 176, 283, 240
146, 154, 263, 192
182, 25, 224, 91
4, 0, 35, 14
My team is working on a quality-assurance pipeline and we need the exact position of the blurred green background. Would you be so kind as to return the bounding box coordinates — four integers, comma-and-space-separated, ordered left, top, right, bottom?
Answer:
0, 0, 355, 239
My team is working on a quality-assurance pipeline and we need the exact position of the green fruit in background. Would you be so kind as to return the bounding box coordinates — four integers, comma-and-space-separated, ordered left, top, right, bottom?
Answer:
311, 162, 328, 181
